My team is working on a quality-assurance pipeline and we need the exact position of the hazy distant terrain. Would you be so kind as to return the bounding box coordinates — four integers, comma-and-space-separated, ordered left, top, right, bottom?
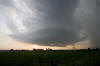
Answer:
0, 50, 100, 66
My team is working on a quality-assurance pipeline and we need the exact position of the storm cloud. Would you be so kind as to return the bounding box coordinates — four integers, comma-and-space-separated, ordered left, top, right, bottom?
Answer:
0, 0, 100, 48
75, 0, 100, 48
11, 0, 83, 46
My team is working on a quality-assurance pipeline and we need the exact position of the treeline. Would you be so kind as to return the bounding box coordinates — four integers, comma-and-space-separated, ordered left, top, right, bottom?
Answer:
0, 48, 99, 52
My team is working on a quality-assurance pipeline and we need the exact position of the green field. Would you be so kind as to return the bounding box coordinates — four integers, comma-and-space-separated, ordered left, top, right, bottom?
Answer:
0, 50, 100, 66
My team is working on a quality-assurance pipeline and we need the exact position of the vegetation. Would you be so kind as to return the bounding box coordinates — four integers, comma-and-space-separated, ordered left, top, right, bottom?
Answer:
0, 50, 100, 66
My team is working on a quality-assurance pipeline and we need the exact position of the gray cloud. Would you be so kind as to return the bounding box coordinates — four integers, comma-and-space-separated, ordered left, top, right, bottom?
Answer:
0, 0, 19, 33
1, 0, 100, 48
11, 0, 86, 46
74, 0, 100, 48
0, 0, 13, 7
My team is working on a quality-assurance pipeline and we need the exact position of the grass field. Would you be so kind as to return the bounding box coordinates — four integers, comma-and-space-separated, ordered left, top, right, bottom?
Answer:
0, 50, 100, 66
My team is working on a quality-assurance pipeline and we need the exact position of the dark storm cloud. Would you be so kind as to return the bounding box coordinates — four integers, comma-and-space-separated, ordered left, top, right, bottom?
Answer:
1, 0, 98, 48
11, 0, 87, 46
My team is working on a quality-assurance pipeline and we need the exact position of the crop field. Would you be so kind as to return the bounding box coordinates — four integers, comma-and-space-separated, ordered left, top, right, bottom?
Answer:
0, 50, 100, 66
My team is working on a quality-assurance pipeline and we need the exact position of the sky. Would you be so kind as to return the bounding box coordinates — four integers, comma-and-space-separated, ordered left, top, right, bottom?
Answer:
0, 0, 100, 50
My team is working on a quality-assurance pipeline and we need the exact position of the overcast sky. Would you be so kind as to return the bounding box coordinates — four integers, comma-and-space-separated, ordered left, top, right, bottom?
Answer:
0, 0, 100, 50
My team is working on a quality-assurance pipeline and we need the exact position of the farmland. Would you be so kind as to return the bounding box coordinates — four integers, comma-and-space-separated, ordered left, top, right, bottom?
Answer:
0, 50, 100, 66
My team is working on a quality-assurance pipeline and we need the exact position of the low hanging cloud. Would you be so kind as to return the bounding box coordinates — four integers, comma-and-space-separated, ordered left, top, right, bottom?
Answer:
0, 0, 100, 48
11, 0, 86, 46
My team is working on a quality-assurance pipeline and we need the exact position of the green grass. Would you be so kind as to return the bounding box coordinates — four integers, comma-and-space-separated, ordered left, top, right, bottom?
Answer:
0, 50, 100, 66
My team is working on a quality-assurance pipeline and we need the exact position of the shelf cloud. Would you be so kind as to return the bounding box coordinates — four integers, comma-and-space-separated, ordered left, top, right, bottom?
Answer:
0, 0, 100, 48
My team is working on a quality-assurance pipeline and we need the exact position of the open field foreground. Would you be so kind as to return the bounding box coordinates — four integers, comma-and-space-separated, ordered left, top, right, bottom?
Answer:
0, 50, 100, 66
